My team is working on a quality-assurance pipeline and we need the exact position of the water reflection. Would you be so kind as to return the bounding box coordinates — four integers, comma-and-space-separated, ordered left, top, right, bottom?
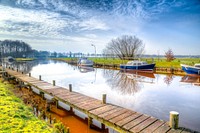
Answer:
1, 60, 54, 74
180, 75, 200, 86
78, 66, 94, 73
163, 74, 174, 86
103, 70, 155, 95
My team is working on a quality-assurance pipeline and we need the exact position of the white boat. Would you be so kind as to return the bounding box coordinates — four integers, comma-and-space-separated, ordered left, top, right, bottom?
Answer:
77, 58, 93, 67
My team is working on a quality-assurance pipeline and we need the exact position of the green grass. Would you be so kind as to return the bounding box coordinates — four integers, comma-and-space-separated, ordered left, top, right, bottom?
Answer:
0, 81, 52, 133
16, 58, 35, 61
54, 57, 200, 68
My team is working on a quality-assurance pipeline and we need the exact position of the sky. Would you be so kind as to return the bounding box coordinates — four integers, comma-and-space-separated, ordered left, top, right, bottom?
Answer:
0, 0, 200, 55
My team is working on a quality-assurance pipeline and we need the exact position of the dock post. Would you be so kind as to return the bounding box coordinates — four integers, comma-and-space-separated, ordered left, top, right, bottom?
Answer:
169, 111, 179, 129
29, 73, 31, 77
69, 84, 72, 92
39, 75, 41, 81
101, 123, 105, 130
66, 127, 70, 133
17, 69, 18, 72
53, 80, 55, 86
55, 100, 59, 108
21, 71, 23, 74
102, 94, 106, 104
88, 117, 93, 128
40, 91, 45, 99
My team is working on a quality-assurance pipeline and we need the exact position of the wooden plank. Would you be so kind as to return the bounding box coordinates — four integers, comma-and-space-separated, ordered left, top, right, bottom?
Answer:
98, 107, 124, 119
45, 88, 68, 94
74, 98, 99, 106
123, 115, 150, 130
70, 96, 94, 105
55, 92, 76, 98
116, 112, 142, 127
130, 117, 157, 133
40, 86, 61, 90
108, 109, 131, 122
141, 120, 165, 133
82, 103, 106, 111
89, 105, 117, 115
49, 88, 69, 95
62, 93, 83, 100
153, 123, 171, 133
67, 95, 88, 103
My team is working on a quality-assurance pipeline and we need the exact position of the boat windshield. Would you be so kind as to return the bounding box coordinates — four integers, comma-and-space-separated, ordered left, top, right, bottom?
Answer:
195, 64, 200, 68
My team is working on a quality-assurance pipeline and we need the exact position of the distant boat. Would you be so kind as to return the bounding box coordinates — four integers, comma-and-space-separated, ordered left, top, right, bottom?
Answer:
181, 64, 200, 76
120, 60, 155, 72
77, 58, 94, 67
5, 56, 15, 63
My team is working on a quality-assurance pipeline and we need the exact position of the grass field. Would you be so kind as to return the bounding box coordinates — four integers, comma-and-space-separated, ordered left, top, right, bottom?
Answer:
16, 58, 35, 61
54, 57, 200, 68
0, 80, 52, 133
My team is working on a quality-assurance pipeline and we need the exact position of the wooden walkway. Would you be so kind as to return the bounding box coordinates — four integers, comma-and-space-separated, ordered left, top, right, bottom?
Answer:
2, 67, 193, 133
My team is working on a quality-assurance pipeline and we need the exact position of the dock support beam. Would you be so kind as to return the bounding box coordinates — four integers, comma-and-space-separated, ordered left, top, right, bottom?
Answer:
102, 94, 106, 104
55, 99, 59, 108
29, 73, 31, 77
39, 75, 41, 81
88, 117, 93, 128
169, 111, 179, 129
69, 84, 72, 92
40, 91, 45, 99
53, 80, 55, 86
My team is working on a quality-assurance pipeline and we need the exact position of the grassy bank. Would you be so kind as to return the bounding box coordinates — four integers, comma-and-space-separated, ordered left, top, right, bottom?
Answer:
0, 80, 52, 132
53, 57, 200, 68
16, 58, 35, 61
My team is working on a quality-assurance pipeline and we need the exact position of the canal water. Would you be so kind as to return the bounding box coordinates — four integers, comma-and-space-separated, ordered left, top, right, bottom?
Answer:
5, 60, 200, 132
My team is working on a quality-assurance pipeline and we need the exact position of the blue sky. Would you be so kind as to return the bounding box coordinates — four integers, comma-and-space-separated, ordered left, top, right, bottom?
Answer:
0, 0, 200, 55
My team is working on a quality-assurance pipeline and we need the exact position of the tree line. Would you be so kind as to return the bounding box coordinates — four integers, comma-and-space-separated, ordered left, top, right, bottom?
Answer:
0, 40, 32, 58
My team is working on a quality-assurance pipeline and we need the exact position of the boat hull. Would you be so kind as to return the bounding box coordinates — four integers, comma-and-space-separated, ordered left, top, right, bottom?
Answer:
120, 63, 155, 71
181, 64, 200, 75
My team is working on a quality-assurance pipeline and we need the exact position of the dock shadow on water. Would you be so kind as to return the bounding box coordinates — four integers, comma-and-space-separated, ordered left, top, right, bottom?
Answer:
10, 84, 108, 133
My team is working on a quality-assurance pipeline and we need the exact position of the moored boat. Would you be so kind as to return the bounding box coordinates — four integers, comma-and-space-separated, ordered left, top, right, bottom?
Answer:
77, 58, 93, 67
120, 60, 155, 72
181, 64, 200, 76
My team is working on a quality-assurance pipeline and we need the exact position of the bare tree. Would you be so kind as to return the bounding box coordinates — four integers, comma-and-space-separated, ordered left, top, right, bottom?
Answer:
103, 35, 145, 60
165, 48, 175, 62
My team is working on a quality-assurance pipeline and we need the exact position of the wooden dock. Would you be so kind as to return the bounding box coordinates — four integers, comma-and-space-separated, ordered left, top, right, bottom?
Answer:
1, 67, 193, 133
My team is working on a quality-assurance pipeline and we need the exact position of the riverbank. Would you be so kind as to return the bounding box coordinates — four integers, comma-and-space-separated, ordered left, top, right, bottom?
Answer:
52, 57, 200, 75
16, 58, 36, 61
0, 79, 52, 132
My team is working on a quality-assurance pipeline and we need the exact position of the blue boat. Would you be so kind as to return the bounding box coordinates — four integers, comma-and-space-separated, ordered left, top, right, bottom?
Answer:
120, 60, 155, 71
181, 64, 200, 76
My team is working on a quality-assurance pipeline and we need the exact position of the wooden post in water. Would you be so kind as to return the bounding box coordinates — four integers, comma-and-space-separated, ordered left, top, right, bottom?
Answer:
17, 69, 18, 72
21, 71, 23, 74
39, 75, 41, 81
102, 94, 106, 104
169, 111, 179, 129
66, 127, 70, 133
88, 117, 93, 128
69, 84, 72, 92
53, 80, 55, 86
29, 73, 31, 77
